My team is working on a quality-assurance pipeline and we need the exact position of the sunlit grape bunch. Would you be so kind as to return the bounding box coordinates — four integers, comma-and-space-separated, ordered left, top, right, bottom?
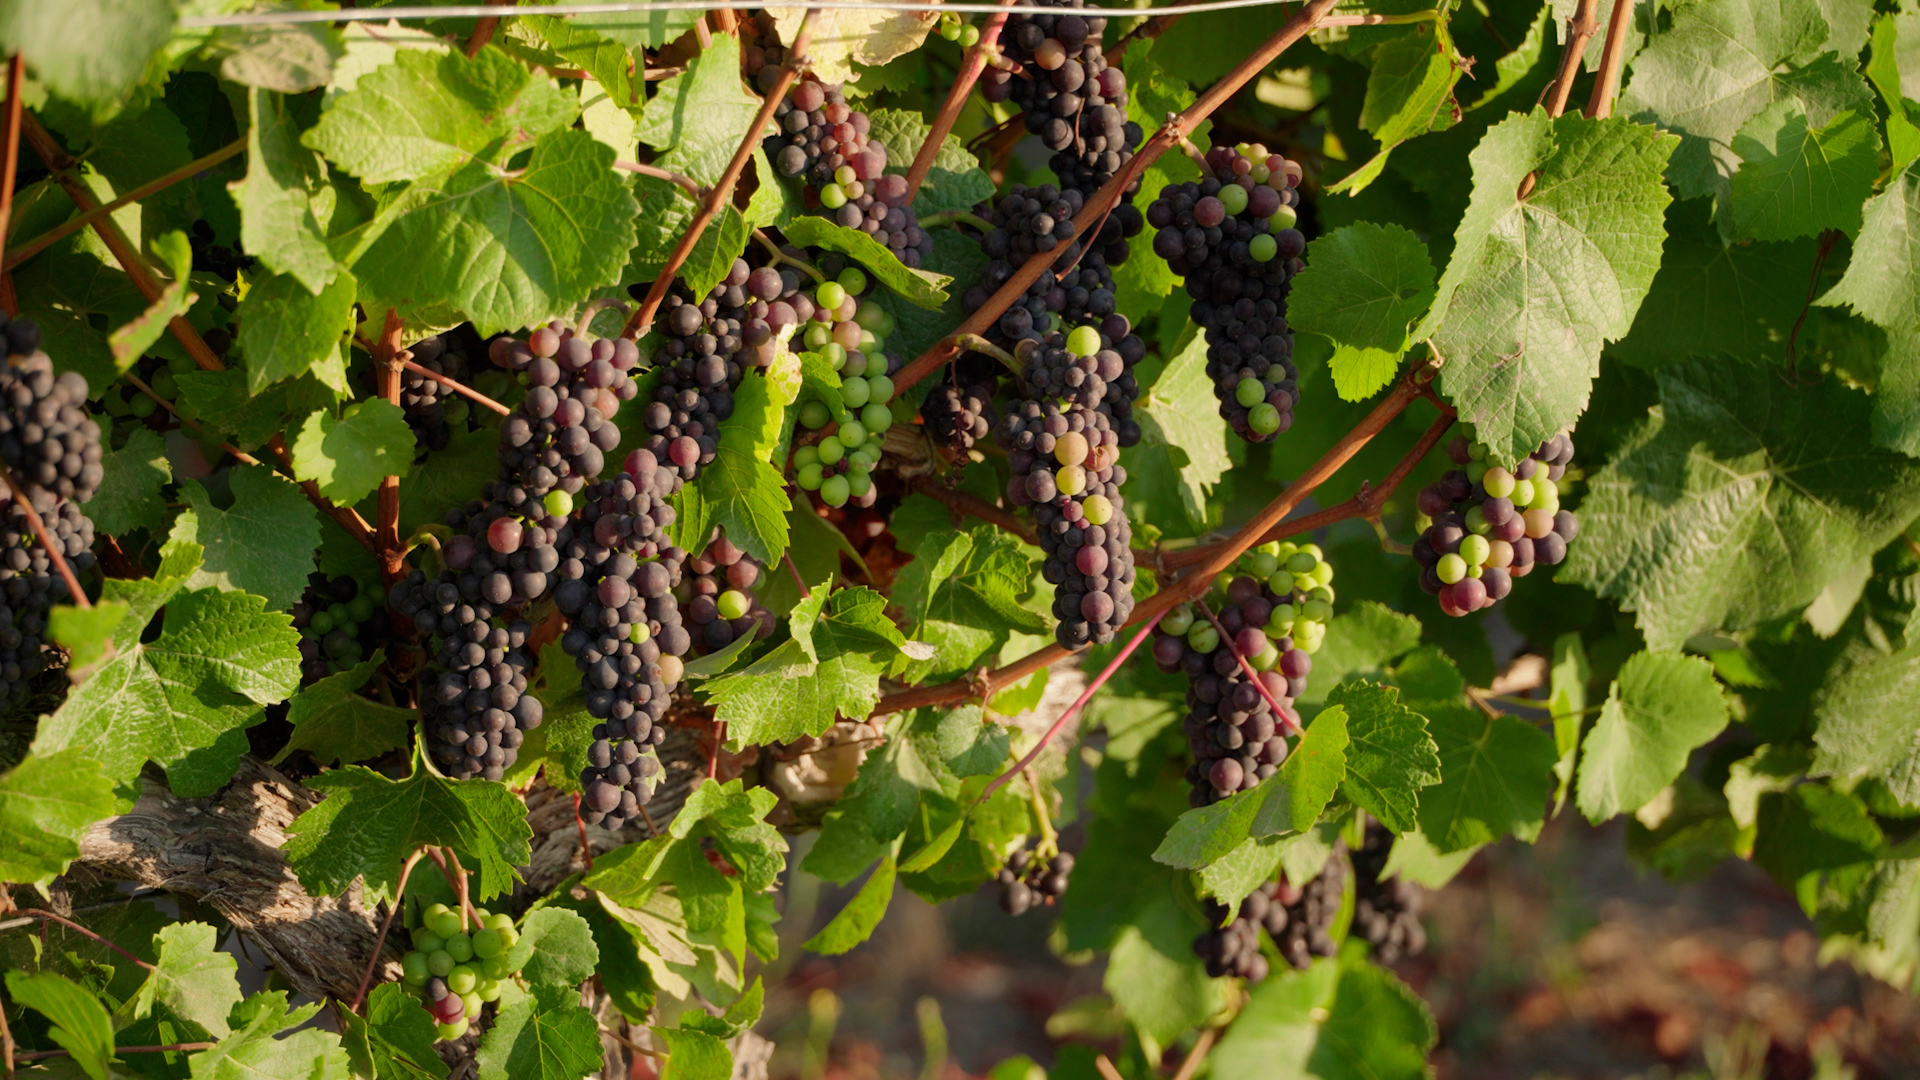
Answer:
1413, 432, 1578, 616
400, 901, 523, 1040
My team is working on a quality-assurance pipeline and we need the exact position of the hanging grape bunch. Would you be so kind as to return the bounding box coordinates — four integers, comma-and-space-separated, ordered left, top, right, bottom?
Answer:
390, 569, 542, 783
400, 333, 476, 458
995, 846, 1074, 916
1351, 821, 1427, 963
1193, 883, 1281, 982
1147, 142, 1307, 443
765, 77, 932, 267
1273, 858, 1346, 969
290, 569, 389, 685
981, 0, 1143, 195
683, 530, 776, 655
399, 902, 525, 1040
1413, 432, 1578, 616
0, 497, 94, 714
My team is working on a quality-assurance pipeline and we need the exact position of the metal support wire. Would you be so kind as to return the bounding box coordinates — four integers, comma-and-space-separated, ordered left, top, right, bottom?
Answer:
180, 0, 1297, 28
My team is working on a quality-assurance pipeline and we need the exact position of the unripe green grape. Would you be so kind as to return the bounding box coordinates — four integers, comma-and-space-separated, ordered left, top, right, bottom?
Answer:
794, 444, 820, 468
412, 928, 444, 954
1248, 402, 1282, 434
848, 451, 875, 471
1218, 184, 1249, 216
447, 965, 478, 995
1251, 639, 1280, 670
1466, 460, 1489, 484
837, 420, 867, 447
796, 463, 824, 490
463, 992, 482, 1019
1249, 233, 1278, 262
1458, 534, 1491, 567
1468, 441, 1488, 461
854, 300, 893, 335
403, 952, 431, 984
1161, 604, 1195, 636
1285, 552, 1317, 575
861, 437, 883, 460
1235, 378, 1264, 407
800, 400, 831, 429
1246, 551, 1279, 579
1294, 619, 1326, 654
629, 621, 652, 644
817, 281, 848, 311
481, 956, 513, 980
1301, 598, 1331, 622
859, 329, 884, 354
863, 350, 889, 377
860, 401, 892, 433
1268, 205, 1298, 230
472, 928, 504, 960
1056, 464, 1087, 496
1083, 494, 1114, 525
842, 375, 871, 408
960, 23, 979, 45
804, 323, 832, 349
1509, 477, 1535, 508
349, 593, 376, 622
1436, 553, 1467, 585
817, 438, 844, 465
1482, 467, 1515, 499
1465, 562, 1483, 579
427, 950, 455, 977
820, 183, 848, 209
821, 474, 851, 507
819, 340, 846, 364
1066, 325, 1102, 356
488, 913, 514, 933
867, 375, 894, 403
1309, 586, 1334, 605
717, 590, 751, 620
838, 267, 868, 294
1187, 622, 1220, 654
940, 19, 960, 39
544, 489, 573, 518
426, 906, 460, 939
1310, 561, 1333, 586
478, 979, 503, 1002
1267, 569, 1296, 595
834, 165, 858, 187
444, 933, 474, 963
1464, 506, 1490, 535
1258, 540, 1282, 557
436, 1019, 469, 1041
1268, 604, 1295, 636
848, 471, 873, 498
1530, 477, 1559, 510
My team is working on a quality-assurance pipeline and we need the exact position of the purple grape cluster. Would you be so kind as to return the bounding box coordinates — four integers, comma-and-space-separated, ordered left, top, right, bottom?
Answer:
921, 377, 997, 458
0, 315, 103, 506
1193, 857, 1348, 983
1146, 144, 1307, 443
995, 846, 1073, 916
390, 571, 542, 782
400, 334, 474, 458
765, 78, 933, 267
1413, 433, 1578, 617
981, 0, 1143, 193
0, 496, 94, 712
683, 531, 777, 655
1351, 821, 1426, 963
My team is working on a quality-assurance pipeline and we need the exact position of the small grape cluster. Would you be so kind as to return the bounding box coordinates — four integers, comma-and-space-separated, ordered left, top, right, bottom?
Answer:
188, 220, 254, 280
1273, 859, 1346, 970
1194, 883, 1285, 982
1146, 143, 1307, 442
961, 188, 1141, 348
0, 497, 94, 714
400, 902, 523, 1041
934, 10, 982, 46
982, 0, 1143, 193
390, 572, 542, 782
683, 531, 776, 655
96, 352, 195, 442
1413, 433, 1578, 616
792, 425, 888, 511
995, 847, 1074, 916
400, 334, 476, 457
290, 569, 389, 685
0, 319, 103, 506
921, 377, 997, 457
766, 78, 932, 267
1351, 821, 1426, 963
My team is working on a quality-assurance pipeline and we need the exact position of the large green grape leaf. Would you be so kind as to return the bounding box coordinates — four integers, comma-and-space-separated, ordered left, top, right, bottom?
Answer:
634, 35, 760, 186
1874, 332, 1920, 458
283, 758, 534, 904
167, 465, 323, 612
12, 250, 147, 394
272, 652, 416, 769
1561, 362, 1920, 651
1128, 329, 1233, 534
5, 971, 114, 1080
1295, 601, 1424, 708
652, 1025, 733, 1080
0, 749, 117, 889
187, 992, 348, 1080
863, 108, 994, 216
891, 527, 1045, 682
346, 130, 640, 337
1415, 110, 1676, 465
1811, 639, 1920, 805
804, 853, 897, 956
1104, 887, 1230, 1055
33, 570, 301, 796
1211, 955, 1436, 1080
626, 172, 752, 303
1575, 652, 1731, 821
1323, 682, 1441, 834
526, 15, 641, 121
81, 427, 171, 538
1867, 15, 1920, 174
1413, 702, 1558, 854
231, 88, 339, 294
673, 372, 792, 565
475, 984, 603, 1080
1818, 158, 1920, 333
305, 46, 576, 184
1728, 102, 1880, 241
1153, 707, 1349, 869
292, 398, 415, 507
0, 0, 174, 112
1288, 224, 1436, 401
128, 923, 243, 1039
238, 269, 359, 393
341, 982, 448, 1080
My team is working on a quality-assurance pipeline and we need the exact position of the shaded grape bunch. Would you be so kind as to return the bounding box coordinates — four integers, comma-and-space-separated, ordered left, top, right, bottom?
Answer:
995, 847, 1074, 916
1351, 821, 1426, 963
1147, 143, 1307, 443
0, 496, 94, 714
0, 316, 103, 506
1412, 432, 1578, 616
684, 531, 777, 655
982, 0, 1143, 194
644, 260, 771, 489
391, 571, 542, 782
400, 334, 475, 457
766, 78, 933, 267
921, 377, 997, 458
290, 569, 390, 685
999, 398, 1135, 647
188, 219, 254, 280
1194, 883, 1283, 982
961, 186, 1141, 350
1273, 857, 1346, 969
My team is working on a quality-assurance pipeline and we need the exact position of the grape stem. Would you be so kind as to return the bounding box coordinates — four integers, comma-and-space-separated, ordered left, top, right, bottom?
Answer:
783, 551, 813, 597
18, 113, 381, 553
1024, 766, 1058, 857
890, 0, 1345, 398
909, 475, 1039, 546
0, 967, 14, 1080
1319, 9, 1442, 26
1169, 1028, 1220, 1080
620, 8, 822, 342
463, 0, 509, 57
572, 794, 594, 872
1585, 0, 1636, 119
752, 229, 826, 283
576, 296, 633, 339
1519, 0, 1599, 200
1192, 596, 1298, 735
903, 0, 1015, 205
0, 55, 25, 280
3, 138, 247, 273
374, 310, 408, 586
598, 1024, 666, 1060
952, 334, 1023, 377
15, 1043, 217, 1063
1093, 1054, 1126, 1080
349, 847, 426, 1013
15, 909, 156, 971
401, 358, 512, 417
0, 461, 90, 611
612, 160, 703, 199
915, 210, 997, 233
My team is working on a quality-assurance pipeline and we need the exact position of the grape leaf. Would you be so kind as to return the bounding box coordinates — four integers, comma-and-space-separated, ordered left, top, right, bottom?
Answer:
238, 269, 358, 392
0, 749, 117, 889
167, 465, 323, 611
1334, 27, 1462, 192
1752, 783, 1883, 889
109, 231, 196, 373
1868, 15, 1920, 174
1575, 652, 1731, 822
475, 983, 603, 1080
892, 526, 1045, 681
33, 573, 301, 795
1818, 158, 1920, 332
175, 369, 337, 452
205, 21, 341, 94
781, 215, 951, 311
1414, 702, 1558, 854
863, 108, 994, 216
1729, 101, 1879, 241
1296, 601, 1424, 707
708, 586, 911, 747
634, 36, 760, 186
0, 0, 174, 111
341, 982, 448, 1080
397, 424, 499, 541
189, 991, 348, 1080
1324, 682, 1441, 834
1618, 0, 1872, 202
6, 971, 114, 1080
1211, 954, 1437, 1080
627, 173, 753, 303
504, 907, 600, 987
911, 705, 1010, 779
272, 651, 415, 768
653, 1025, 733, 1080
676, 373, 792, 566
1153, 707, 1349, 869
805, 852, 897, 955
1416, 110, 1677, 465
305, 46, 576, 185
1811, 640, 1920, 805
230, 87, 338, 294
765, 6, 935, 84
284, 757, 535, 904
129, 923, 242, 1039
1561, 362, 1920, 651
1877, 337, 1920, 461
1289, 224, 1436, 400
292, 398, 414, 507
1192, 834, 1288, 912
1128, 329, 1232, 533
1103, 888, 1227, 1054
1380, 826, 1481, 888
82, 426, 170, 537
347, 130, 640, 337
526, 15, 641, 121
12, 250, 147, 393
1612, 197, 1816, 368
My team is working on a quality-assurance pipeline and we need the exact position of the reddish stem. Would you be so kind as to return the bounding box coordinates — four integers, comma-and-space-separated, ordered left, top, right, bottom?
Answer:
16, 1043, 216, 1062
373, 311, 406, 586
464, 0, 507, 57
1192, 597, 1297, 734
4, 138, 246, 272
0, 56, 24, 272
402, 357, 510, 416
782, 551, 812, 597
1585, 0, 1635, 119
904, 1, 1014, 205
18, 909, 155, 971
572, 794, 593, 871
349, 848, 424, 1013
909, 476, 1036, 545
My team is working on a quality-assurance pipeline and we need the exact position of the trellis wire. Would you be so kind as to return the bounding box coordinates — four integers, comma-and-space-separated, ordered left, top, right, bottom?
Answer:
180, 0, 1297, 28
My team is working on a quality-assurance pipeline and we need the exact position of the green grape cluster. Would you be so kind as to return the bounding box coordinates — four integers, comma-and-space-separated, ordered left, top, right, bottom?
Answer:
935, 11, 981, 46
791, 272, 898, 510
1234, 540, 1336, 656
400, 901, 523, 1040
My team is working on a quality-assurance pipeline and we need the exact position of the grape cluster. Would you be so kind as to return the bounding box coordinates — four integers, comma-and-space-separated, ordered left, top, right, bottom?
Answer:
1146, 144, 1308, 442
920, 377, 996, 457
1194, 883, 1283, 982
1150, 542, 1337, 806
0, 317, 103, 506
290, 569, 389, 685
1351, 821, 1426, 963
400, 334, 476, 457
981, 0, 1143, 194
995, 847, 1074, 916
0, 496, 94, 714
683, 531, 776, 655
390, 571, 542, 782
960, 190, 1141, 353
1413, 433, 1578, 616
766, 78, 933, 267
1020, 317, 1145, 424
400, 902, 524, 1041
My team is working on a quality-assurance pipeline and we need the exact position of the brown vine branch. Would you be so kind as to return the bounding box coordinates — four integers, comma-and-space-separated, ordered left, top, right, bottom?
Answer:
3, 138, 247, 272
0, 55, 24, 275
15, 909, 157, 971
15, 1043, 216, 1063
1170, 1029, 1220, 1080
892, 0, 1343, 399
401, 358, 510, 416
123, 373, 269, 468
909, 475, 1036, 545
621, 9, 821, 342
0, 978, 13, 1080
613, 159, 703, 199
349, 848, 424, 1013
0, 461, 88, 609
464, 0, 509, 57
905, 0, 1015, 205
373, 310, 406, 585
1520, 0, 1599, 200
1584, 0, 1634, 119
